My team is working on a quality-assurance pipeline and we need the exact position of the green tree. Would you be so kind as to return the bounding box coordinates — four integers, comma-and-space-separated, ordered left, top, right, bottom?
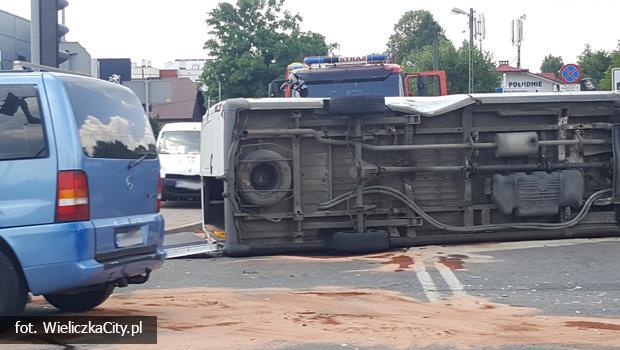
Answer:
599, 45, 620, 90
402, 40, 499, 94
387, 10, 446, 63
200, 0, 336, 100
577, 44, 611, 82
540, 54, 563, 75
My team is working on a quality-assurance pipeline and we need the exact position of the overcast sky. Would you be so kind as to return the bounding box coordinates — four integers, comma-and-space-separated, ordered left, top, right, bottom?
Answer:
2, 0, 619, 72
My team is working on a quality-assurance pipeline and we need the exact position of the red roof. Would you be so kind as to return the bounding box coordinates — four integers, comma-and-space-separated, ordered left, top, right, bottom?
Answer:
496, 63, 562, 83
159, 69, 178, 78
535, 72, 561, 83
496, 64, 529, 73
150, 78, 202, 121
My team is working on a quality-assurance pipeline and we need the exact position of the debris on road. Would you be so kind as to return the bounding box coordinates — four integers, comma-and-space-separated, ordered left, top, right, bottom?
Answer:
87, 287, 620, 350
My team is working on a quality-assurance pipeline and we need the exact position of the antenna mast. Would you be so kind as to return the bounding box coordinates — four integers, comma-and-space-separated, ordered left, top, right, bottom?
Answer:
512, 14, 525, 68
475, 13, 486, 51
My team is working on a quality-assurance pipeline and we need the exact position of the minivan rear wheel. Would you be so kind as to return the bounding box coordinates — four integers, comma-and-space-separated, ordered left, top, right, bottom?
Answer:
44, 283, 115, 312
0, 250, 28, 316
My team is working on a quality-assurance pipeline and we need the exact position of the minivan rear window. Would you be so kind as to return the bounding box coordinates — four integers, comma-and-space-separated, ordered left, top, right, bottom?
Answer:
60, 76, 156, 159
0, 84, 48, 161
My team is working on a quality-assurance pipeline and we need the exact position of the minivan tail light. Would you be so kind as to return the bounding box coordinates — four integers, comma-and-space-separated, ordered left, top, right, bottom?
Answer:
56, 170, 90, 222
157, 177, 163, 212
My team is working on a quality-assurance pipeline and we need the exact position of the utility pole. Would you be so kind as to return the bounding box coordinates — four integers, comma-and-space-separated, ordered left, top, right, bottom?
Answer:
468, 8, 474, 93
432, 41, 440, 96
452, 7, 475, 93
30, 0, 40, 65
144, 79, 150, 117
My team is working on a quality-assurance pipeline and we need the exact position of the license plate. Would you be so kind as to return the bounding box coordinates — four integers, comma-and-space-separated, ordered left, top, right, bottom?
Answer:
115, 227, 144, 248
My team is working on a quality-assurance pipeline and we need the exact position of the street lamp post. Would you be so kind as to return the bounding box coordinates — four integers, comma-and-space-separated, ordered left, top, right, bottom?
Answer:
452, 7, 475, 93
200, 85, 210, 109
214, 77, 222, 103
140, 61, 150, 117
144, 79, 150, 117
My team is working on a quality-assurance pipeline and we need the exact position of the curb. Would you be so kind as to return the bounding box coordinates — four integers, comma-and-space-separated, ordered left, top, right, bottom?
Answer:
165, 220, 203, 234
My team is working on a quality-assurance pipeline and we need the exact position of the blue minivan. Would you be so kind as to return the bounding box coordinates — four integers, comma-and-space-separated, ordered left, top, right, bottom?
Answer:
0, 71, 165, 315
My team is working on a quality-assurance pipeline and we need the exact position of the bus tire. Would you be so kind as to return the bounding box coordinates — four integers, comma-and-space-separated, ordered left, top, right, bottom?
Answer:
237, 150, 292, 207
330, 230, 390, 254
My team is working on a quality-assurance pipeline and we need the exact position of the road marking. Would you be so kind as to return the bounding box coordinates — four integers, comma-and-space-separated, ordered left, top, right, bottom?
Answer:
414, 266, 441, 302
463, 237, 620, 253
434, 262, 464, 292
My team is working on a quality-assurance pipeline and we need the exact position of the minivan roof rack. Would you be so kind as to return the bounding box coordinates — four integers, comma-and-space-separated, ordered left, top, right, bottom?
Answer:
10, 61, 89, 77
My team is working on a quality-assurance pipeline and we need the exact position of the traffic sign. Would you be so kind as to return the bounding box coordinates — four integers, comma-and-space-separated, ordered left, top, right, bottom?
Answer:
559, 64, 582, 84
613, 68, 620, 91
559, 84, 581, 92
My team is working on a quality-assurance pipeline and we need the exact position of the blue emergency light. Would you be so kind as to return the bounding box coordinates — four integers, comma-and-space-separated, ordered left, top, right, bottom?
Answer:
303, 54, 388, 66
303, 56, 339, 65
367, 54, 388, 63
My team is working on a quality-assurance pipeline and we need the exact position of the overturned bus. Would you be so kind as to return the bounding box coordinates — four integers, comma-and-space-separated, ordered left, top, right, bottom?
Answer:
200, 92, 620, 256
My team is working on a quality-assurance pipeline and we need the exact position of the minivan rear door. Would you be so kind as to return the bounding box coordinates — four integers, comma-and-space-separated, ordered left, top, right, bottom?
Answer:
59, 76, 160, 254
0, 80, 57, 228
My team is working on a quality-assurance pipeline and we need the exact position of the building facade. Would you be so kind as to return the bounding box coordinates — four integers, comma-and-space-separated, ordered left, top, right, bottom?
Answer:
59, 42, 91, 75
0, 10, 30, 70
164, 58, 209, 82
124, 76, 205, 122
1, 9, 90, 73
497, 61, 561, 93
131, 60, 160, 79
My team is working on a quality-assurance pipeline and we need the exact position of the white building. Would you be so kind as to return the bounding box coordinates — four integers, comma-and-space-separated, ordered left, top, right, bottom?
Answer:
164, 58, 210, 82
497, 61, 561, 93
131, 60, 160, 79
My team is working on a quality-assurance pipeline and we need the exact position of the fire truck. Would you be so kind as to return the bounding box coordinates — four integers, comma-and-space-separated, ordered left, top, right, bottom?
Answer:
268, 54, 447, 98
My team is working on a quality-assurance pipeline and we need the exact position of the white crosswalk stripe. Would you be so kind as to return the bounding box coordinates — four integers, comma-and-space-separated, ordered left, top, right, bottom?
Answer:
414, 266, 441, 302
434, 262, 465, 292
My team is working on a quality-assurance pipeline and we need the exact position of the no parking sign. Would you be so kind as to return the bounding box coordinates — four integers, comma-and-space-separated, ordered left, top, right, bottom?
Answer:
559, 63, 582, 84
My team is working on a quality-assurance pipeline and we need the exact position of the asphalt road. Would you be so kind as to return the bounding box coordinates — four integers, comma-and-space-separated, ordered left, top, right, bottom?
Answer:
130, 236, 620, 349
139, 238, 620, 317
16, 237, 620, 350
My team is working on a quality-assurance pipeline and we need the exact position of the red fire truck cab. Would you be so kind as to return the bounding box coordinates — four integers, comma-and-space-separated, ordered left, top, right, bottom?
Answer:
269, 54, 447, 98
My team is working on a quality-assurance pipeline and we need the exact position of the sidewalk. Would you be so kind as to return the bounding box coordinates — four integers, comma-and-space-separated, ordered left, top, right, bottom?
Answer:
160, 201, 202, 233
